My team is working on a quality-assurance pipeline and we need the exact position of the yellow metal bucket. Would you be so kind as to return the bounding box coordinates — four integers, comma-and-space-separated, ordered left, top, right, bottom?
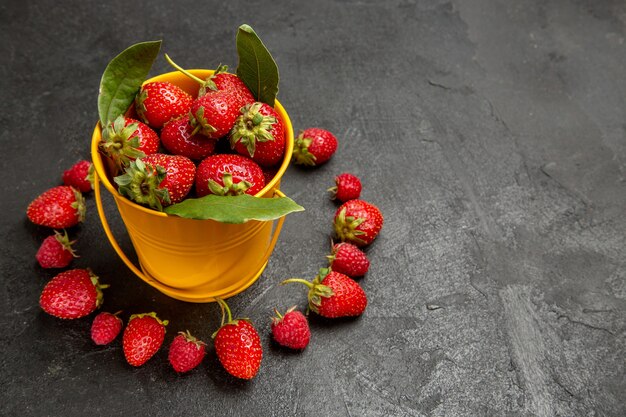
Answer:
91, 70, 294, 303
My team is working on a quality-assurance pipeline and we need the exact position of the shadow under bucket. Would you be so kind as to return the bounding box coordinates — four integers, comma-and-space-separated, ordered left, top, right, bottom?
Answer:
91, 70, 294, 303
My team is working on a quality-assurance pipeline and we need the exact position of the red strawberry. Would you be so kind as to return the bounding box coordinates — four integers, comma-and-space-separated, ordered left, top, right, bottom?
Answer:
27, 186, 86, 228
327, 242, 370, 277
36, 230, 78, 269
201, 65, 255, 107
40, 269, 108, 319
123, 312, 168, 367
160, 117, 217, 160
114, 154, 196, 210
212, 298, 262, 380
262, 166, 280, 185
329, 173, 361, 202
168, 330, 206, 373
91, 311, 123, 345
333, 200, 383, 247
195, 154, 265, 197
135, 81, 193, 129
189, 91, 241, 139
100, 115, 160, 171
62, 160, 93, 193
282, 268, 367, 318
292, 128, 338, 166
230, 102, 286, 167
271, 306, 310, 349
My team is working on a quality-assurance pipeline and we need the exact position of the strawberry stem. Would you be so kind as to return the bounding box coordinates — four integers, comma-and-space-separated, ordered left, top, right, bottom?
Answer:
215, 297, 232, 324
164, 54, 206, 85
280, 278, 314, 289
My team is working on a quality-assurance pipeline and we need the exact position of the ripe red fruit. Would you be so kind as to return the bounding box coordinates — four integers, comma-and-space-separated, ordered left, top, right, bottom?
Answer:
27, 186, 86, 229
135, 81, 193, 129
292, 128, 338, 166
123, 312, 168, 367
327, 242, 370, 277
189, 91, 241, 139
195, 154, 265, 197
62, 160, 93, 193
334, 200, 383, 247
230, 102, 286, 167
114, 154, 196, 210
168, 330, 206, 373
282, 268, 367, 318
91, 311, 123, 345
329, 173, 361, 202
202, 65, 255, 108
40, 269, 108, 319
100, 116, 160, 171
212, 298, 262, 380
36, 230, 78, 269
160, 117, 217, 160
271, 306, 311, 349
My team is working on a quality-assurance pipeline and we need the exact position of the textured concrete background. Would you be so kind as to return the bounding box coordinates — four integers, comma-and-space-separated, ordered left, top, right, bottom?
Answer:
1, 0, 625, 416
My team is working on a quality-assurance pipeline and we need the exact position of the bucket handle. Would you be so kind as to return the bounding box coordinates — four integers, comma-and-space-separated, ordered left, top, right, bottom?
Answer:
93, 170, 287, 287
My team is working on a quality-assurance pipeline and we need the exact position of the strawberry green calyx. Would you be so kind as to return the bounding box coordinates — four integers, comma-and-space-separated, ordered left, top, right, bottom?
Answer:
70, 187, 87, 223
88, 270, 110, 309
86, 163, 95, 191
114, 158, 171, 211
179, 330, 206, 348
281, 269, 334, 314
54, 230, 79, 258
212, 298, 246, 338
272, 306, 296, 326
100, 115, 144, 172
208, 172, 252, 196
229, 102, 277, 158
129, 312, 169, 327
334, 207, 367, 245
189, 106, 218, 137
292, 134, 316, 166
134, 88, 149, 123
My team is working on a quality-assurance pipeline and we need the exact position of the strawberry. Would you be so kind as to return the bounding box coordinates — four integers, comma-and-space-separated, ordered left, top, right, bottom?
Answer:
262, 166, 279, 185
200, 64, 255, 107
27, 186, 86, 229
135, 81, 193, 129
168, 330, 206, 373
195, 154, 265, 197
282, 268, 367, 318
333, 199, 383, 247
292, 128, 338, 166
189, 91, 241, 139
100, 115, 160, 171
123, 312, 168, 367
212, 298, 262, 380
160, 116, 217, 160
62, 160, 93, 193
327, 242, 370, 277
230, 102, 286, 167
115, 154, 196, 210
40, 269, 108, 319
91, 311, 123, 345
36, 230, 78, 268
328, 173, 361, 202
271, 306, 310, 350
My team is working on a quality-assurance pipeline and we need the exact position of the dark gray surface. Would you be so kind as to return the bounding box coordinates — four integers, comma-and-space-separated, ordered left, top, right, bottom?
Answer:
1, 0, 625, 416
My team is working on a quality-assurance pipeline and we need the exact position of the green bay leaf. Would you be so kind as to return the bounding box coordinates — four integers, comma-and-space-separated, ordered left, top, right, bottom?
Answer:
164, 194, 304, 223
236, 24, 279, 107
98, 41, 161, 126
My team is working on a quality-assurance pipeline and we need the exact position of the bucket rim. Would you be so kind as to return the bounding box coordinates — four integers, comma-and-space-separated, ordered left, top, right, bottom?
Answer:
91, 69, 294, 218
